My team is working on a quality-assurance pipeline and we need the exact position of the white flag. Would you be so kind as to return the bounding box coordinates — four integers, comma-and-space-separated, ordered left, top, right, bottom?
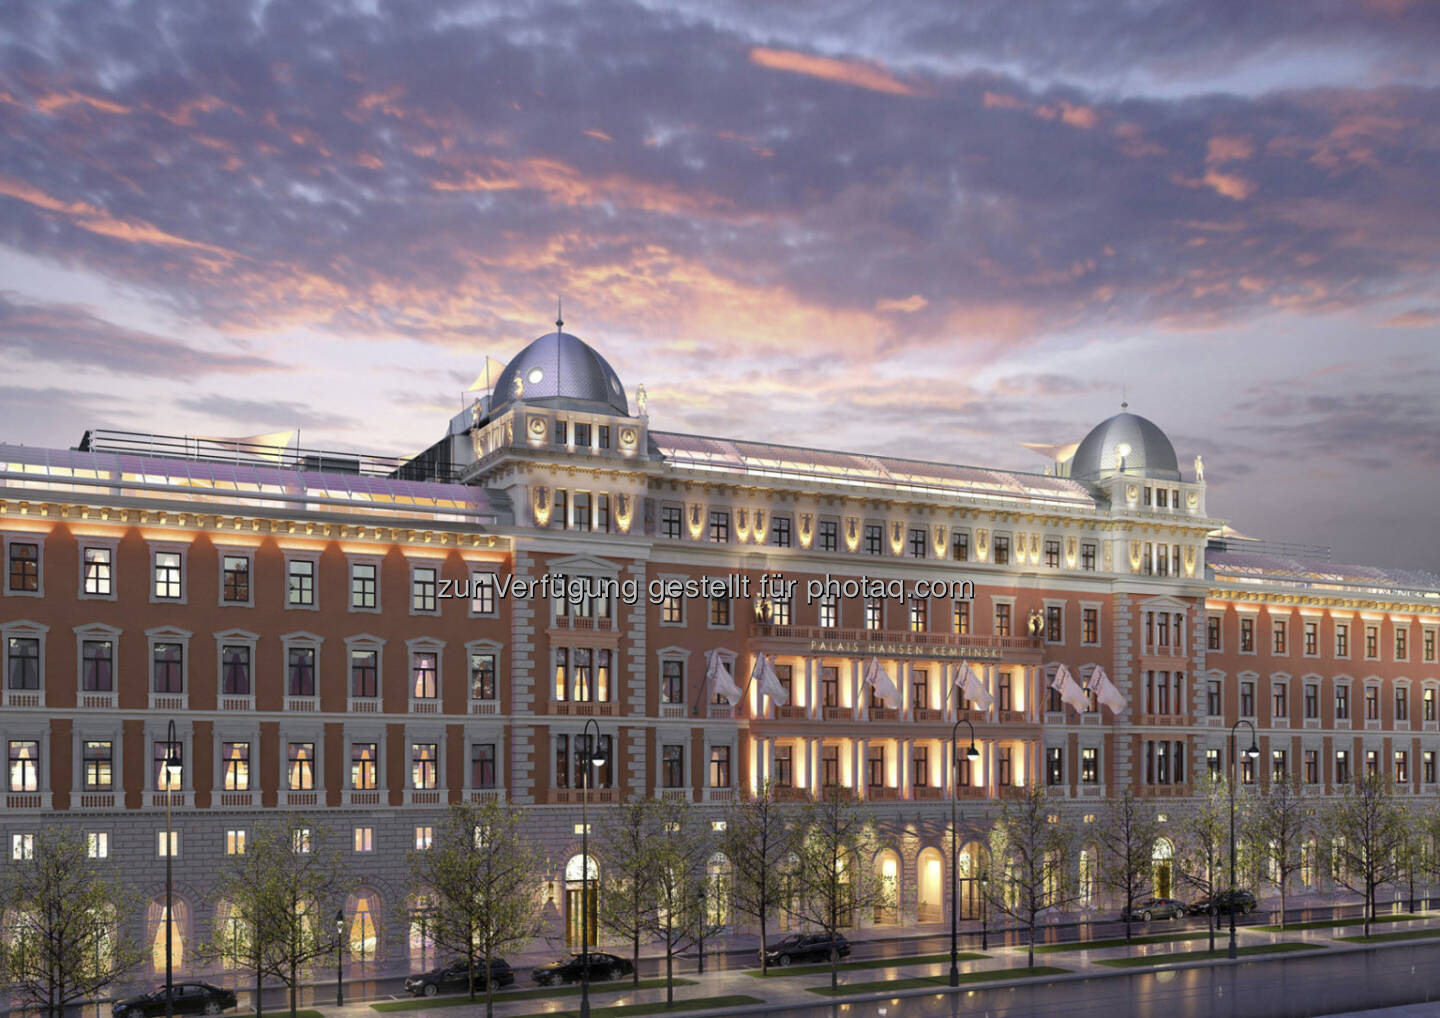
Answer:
954, 661, 994, 710
1050, 663, 1089, 713
757, 654, 789, 706
1089, 665, 1126, 714
864, 657, 900, 705
706, 650, 742, 705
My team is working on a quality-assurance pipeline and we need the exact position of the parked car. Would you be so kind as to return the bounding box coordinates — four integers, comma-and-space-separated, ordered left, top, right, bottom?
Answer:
531, 952, 634, 986
759, 932, 852, 967
1188, 889, 1258, 916
113, 984, 236, 1018
1121, 897, 1188, 922
404, 958, 515, 996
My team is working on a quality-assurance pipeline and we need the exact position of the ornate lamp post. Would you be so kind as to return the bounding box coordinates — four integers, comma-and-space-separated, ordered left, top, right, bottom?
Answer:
949, 718, 980, 986
980, 873, 990, 951
335, 910, 345, 1007
579, 718, 605, 1018
1228, 719, 1260, 959
163, 719, 182, 1018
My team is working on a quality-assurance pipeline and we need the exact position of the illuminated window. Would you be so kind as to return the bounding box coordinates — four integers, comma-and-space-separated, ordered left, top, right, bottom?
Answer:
353, 827, 373, 852
952, 601, 970, 635
87, 831, 110, 859
1083, 608, 1099, 645
84, 741, 113, 791
1045, 606, 1063, 642
153, 741, 183, 791
662, 595, 684, 624
710, 596, 730, 626
351, 743, 378, 790
908, 598, 928, 633
222, 742, 250, 791
153, 552, 182, 599
12, 833, 34, 860
83, 547, 112, 596
1081, 748, 1098, 784
469, 653, 496, 700
709, 746, 731, 788
1335, 751, 1350, 783
411, 652, 438, 699
287, 743, 315, 791
770, 597, 792, 626
864, 598, 882, 631
225, 829, 246, 855
952, 531, 969, 561
662, 745, 685, 788
411, 744, 438, 790
292, 827, 312, 853
994, 603, 1011, 637
8, 740, 39, 792
414, 826, 433, 851
157, 831, 179, 857
1206, 616, 1221, 651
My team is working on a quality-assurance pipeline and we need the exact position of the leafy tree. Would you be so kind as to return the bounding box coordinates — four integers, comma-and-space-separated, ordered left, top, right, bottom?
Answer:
722, 781, 798, 974
983, 787, 1078, 968
596, 795, 660, 986
409, 801, 545, 1018
788, 787, 891, 989
211, 818, 344, 1018
1094, 789, 1159, 943
644, 798, 712, 1005
1176, 773, 1228, 950
1324, 773, 1407, 935
1248, 777, 1308, 927
0, 828, 145, 1018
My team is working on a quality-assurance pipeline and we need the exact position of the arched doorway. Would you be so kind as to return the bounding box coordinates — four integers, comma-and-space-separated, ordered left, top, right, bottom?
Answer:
1078, 847, 1098, 907
705, 852, 732, 927
778, 853, 800, 931
564, 854, 599, 948
409, 894, 436, 968
146, 897, 189, 976
957, 842, 986, 919
346, 890, 380, 963
917, 848, 943, 923
873, 849, 900, 925
1153, 839, 1175, 899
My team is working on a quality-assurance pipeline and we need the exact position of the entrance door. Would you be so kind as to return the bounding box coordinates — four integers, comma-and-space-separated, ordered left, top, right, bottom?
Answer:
565, 887, 597, 948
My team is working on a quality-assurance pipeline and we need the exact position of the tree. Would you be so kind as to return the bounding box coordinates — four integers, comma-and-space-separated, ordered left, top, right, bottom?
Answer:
787, 787, 892, 990
1324, 773, 1407, 936
1094, 789, 1159, 943
409, 801, 545, 1018
596, 795, 660, 987
722, 781, 798, 974
1176, 773, 1227, 950
1248, 777, 1308, 927
211, 818, 345, 1018
0, 828, 145, 1018
983, 787, 1078, 969
644, 798, 712, 1005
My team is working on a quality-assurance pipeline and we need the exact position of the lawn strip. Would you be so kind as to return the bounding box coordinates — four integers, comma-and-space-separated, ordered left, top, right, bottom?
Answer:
509, 996, 764, 1018
1253, 914, 1420, 933
743, 951, 985, 979
1095, 942, 1325, 968
1336, 929, 1440, 944
371, 978, 697, 1011
806, 966, 1070, 996
1033, 931, 1211, 954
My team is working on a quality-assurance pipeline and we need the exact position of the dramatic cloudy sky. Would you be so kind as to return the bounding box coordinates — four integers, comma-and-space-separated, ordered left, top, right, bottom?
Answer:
2, 1, 1437, 569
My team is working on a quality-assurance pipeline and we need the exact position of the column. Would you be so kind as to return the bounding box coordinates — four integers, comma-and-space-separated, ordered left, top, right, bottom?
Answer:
986, 741, 997, 797
764, 737, 776, 789
806, 657, 819, 720
852, 658, 863, 721
944, 663, 956, 722
900, 737, 912, 798
899, 660, 910, 719
985, 664, 999, 720
854, 738, 868, 798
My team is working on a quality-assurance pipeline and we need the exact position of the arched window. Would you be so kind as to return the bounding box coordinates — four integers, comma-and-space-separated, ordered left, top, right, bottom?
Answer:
873, 849, 900, 926
1078, 847, 1098, 906
1152, 838, 1175, 898
347, 890, 379, 961
916, 847, 944, 923
564, 854, 599, 948
705, 852, 731, 927
214, 900, 248, 970
145, 898, 189, 975
409, 894, 436, 968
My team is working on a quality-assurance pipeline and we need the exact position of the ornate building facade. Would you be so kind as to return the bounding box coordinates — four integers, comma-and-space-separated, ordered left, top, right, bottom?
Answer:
2, 328, 1437, 969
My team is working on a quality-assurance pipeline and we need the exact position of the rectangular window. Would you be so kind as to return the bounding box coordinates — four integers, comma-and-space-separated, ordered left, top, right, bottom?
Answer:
661, 660, 684, 704
819, 519, 838, 552
83, 831, 109, 860
770, 596, 792, 626
952, 531, 970, 562
470, 572, 497, 614
1397, 689, 1409, 722
412, 566, 438, 612
997, 747, 1012, 786
908, 527, 926, 558
554, 420, 568, 445
1081, 748, 1098, 784
154, 741, 182, 792
1207, 616, 1221, 651
287, 559, 315, 606
83, 741, 113, 791
822, 666, 839, 708
1240, 618, 1254, 652
709, 510, 730, 543
351, 562, 377, 609
662, 595, 684, 624
1044, 539, 1061, 568
994, 536, 1010, 565
710, 596, 731, 627
709, 746, 732, 788
1045, 605, 1063, 642
1272, 750, 1287, 782
1395, 751, 1409, 783
1365, 626, 1379, 659
1365, 686, 1379, 721
153, 551, 182, 599
572, 491, 591, 531
226, 829, 247, 855
285, 647, 315, 697
573, 423, 591, 448
353, 827, 373, 853
471, 743, 496, 788
223, 742, 251, 791
8, 740, 39, 792
1207, 680, 1221, 716
1240, 682, 1255, 717
222, 555, 250, 603
469, 652, 496, 700
1205, 748, 1221, 777
662, 744, 685, 788
771, 515, 792, 547
1425, 751, 1436, 785
350, 649, 378, 698
292, 828, 312, 853
773, 746, 793, 787
1336, 686, 1350, 720
1336, 624, 1350, 657
1082, 608, 1098, 645
822, 746, 840, 786
411, 743, 438, 789
1046, 747, 1063, 786
661, 505, 682, 540
1272, 683, 1288, 719
912, 744, 928, 786
909, 598, 928, 633
1396, 629, 1409, 661
1335, 750, 1350, 784
953, 601, 970, 635
1304, 621, 1318, 656
82, 640, 114, 692
412, 652, 438, 699
157, 831, 179, 858
7, 542, 40, 593
83, 548, 112, 596
863, 524, 882, 555
596, 494, 610, 532
1081, 542, 1097, 571
994, 603, 1011, 637
351, 743, 378, 790
998, 672, 1013, 712
1304, 684, 1318, 719
597, 425, 610, 450
1272, 621, 1287, 654
911, 669, 928, 711
1425, 630, 1436, 663
152, 643, 183, 694
287, 742, 315, 791
1426, 688, 1436, 723
818, 596, 839, 629
219, 645, 250, 696
414, 826, 433, 851
866, 745, 884, 787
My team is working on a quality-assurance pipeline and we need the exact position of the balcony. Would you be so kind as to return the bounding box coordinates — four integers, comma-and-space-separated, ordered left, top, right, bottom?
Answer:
284, 695, 318, 713
551, 616, 618, 632
219, 694, 254, 712
997, 785, 1029, 800
869, 708, 899, 722
915, 709, 945, 723
705, 787, 735, 803
750, 623, 1041, 657
409, 697, 441, 715
467, 789, 504, 803
867, 786, 901, 801
344, 789, 384, 807
149, 692, 186, 711
405, 789, 443, 806
708, 704, 734, 720
77, 792, 116, 809
1135, 713, 1190, 727
660, 704, 688, 719
284, 791, 320, 808
217, 791, 254, 808
775, 786, 809, 802
79, 691, 115, 710
150, 791, 188, 809
553, 788, 619, 804
956, 786, 987, 800
469, 700, 500, 716
1136, 785, 1189, 798
822, 707, 849, 721
549, 701, 620, 717
6, 792, 46, 810
913, 786, 944, 800
347, 696, 382, 714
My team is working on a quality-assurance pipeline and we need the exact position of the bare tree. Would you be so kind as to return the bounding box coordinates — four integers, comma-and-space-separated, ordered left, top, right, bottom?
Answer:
644, 798, 712, 1005
788, 787, 891, 989
1094, 789, 1159, 943
983, 787, 1078, 968
1176, 773, 1227, 950
596, 795, 660, 987
1248, 777, 1308, 927
212, 818, 344, 1018
1323, 773, 1407, 936
0, 828, 145, 1018
722, 781, 798, 974
409, 801, 544, 1018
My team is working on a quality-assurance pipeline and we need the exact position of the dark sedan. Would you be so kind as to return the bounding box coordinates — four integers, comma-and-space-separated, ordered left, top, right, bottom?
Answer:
113, 984, 236, 1018
1121, 897, 1188, 922
1189, 889, 1258, 916
404, 958, 515, 996
760, 933, 852, 967
531, 952, 633, 986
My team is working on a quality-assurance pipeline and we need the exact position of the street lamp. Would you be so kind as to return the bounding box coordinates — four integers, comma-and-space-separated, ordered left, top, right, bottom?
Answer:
579, 719, 606, 1018
949, 718, 981, 986
1228, 719, 1260, 959
980, 873, 990, 951
335, 910, 345, 1007
163, 719, 182, 1018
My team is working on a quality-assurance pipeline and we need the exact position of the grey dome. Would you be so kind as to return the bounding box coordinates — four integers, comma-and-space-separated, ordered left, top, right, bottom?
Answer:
489, 331, 629, 416
1070, 411, 1180, 483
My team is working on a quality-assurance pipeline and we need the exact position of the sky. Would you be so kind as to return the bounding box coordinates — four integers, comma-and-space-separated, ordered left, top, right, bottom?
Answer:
1, 0, 1438, 571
